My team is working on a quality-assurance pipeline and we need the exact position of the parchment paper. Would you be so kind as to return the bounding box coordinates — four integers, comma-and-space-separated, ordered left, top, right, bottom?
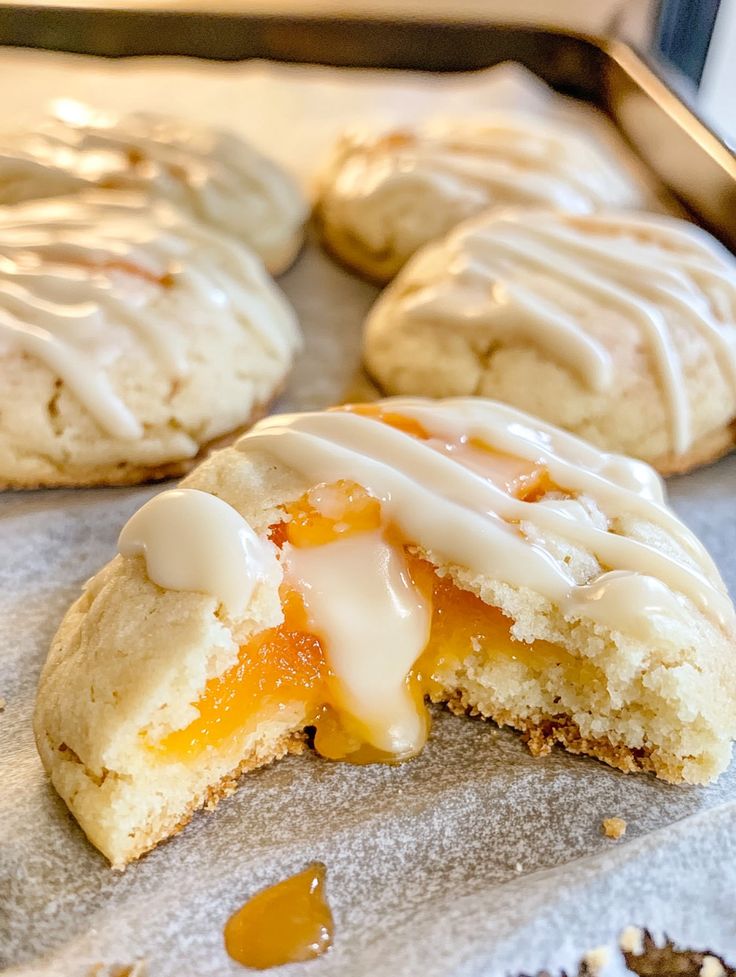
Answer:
0, 52, 734, 977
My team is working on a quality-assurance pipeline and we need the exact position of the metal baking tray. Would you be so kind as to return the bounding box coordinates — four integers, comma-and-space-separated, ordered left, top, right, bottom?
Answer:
0, 7, 735, 251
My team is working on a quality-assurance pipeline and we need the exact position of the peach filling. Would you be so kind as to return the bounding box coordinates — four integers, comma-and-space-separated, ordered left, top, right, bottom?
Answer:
156, 407, 583, 763
224, 862, 333, 969
160, 588, 328, 756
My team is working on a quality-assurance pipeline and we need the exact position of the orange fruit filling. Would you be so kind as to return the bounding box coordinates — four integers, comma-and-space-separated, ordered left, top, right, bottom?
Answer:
224, 862, 333, 970
335, 402, 555, 501
154, 408, 580, 764
159, 588, 328, 756
411, 555, 597, 694
339, 402, 430, 439
272, 479, 382, 549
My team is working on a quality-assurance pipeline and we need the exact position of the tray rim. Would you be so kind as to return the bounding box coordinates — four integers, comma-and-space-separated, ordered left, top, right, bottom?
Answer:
604, 36, 736, 174
0, 11, 734, 246
0, 8, 731, 156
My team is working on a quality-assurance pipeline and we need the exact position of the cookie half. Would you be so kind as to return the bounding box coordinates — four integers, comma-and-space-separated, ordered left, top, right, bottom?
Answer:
35, 398, 736, 866
0, 101, 307, 274
315, 114, 645, 281
364, 210, 736, 473
0, 191, 301, 489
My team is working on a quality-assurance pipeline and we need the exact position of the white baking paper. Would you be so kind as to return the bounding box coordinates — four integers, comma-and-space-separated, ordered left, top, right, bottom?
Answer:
0, 51, 734, 977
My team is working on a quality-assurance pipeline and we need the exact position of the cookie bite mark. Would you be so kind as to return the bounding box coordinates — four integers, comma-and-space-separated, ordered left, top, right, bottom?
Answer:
131, 429, 564, 769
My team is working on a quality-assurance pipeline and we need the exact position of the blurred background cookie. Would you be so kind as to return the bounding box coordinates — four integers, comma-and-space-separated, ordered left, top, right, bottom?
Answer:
315, 113, 645, 282
363, 210, 736, 474
0, 191, 301, 489
0, 101, 308, 275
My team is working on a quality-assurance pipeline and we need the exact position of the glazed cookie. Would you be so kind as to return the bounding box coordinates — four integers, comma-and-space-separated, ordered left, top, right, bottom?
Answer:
364, 210, 736, 474
35, 398, 736, 866
315, 113, 644, 281
0, 191, 301, 489
0, 101, 307, 274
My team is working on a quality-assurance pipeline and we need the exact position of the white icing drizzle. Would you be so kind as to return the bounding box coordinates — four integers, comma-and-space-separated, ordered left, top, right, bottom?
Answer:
284, 533, 430, 755
239, 399, 734, 631
325, 115, 642, 255
336, 115, 642, 210
411, 117, 640, 206
116, 399, 734, 756
565, 571, 691, 640
0, 100, 307, 262
374, 212, 736, 455
118, 488, 280, 618
0, 192, 300, 439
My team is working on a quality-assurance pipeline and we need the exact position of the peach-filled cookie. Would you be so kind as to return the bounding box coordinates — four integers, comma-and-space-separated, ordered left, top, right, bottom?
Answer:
35, 398, 736, 866
364, 211, 736, 474
0, 191, 301, 488
0, 101, 307, 274
315, 113, 644, 281
35, 399, 736, 866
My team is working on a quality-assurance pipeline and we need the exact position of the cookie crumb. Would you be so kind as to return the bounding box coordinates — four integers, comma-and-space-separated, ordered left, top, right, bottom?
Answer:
619, 925, 644, 955
602, 816, 626, 840
514, 861, 523, 873
0, 697, 5, 711
700, 955, 726, 977
583, 946, 609, 973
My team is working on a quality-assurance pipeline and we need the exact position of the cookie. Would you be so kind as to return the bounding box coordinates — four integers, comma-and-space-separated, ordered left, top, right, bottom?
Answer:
315, 114, 644, 281
35, 398, 736, 866
0, 101, 307, 274
0, 191, 301, 489
364, 210, 736, 474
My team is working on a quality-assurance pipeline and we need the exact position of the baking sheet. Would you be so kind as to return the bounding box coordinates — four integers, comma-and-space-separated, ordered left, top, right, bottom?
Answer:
0, 51, 735, 977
